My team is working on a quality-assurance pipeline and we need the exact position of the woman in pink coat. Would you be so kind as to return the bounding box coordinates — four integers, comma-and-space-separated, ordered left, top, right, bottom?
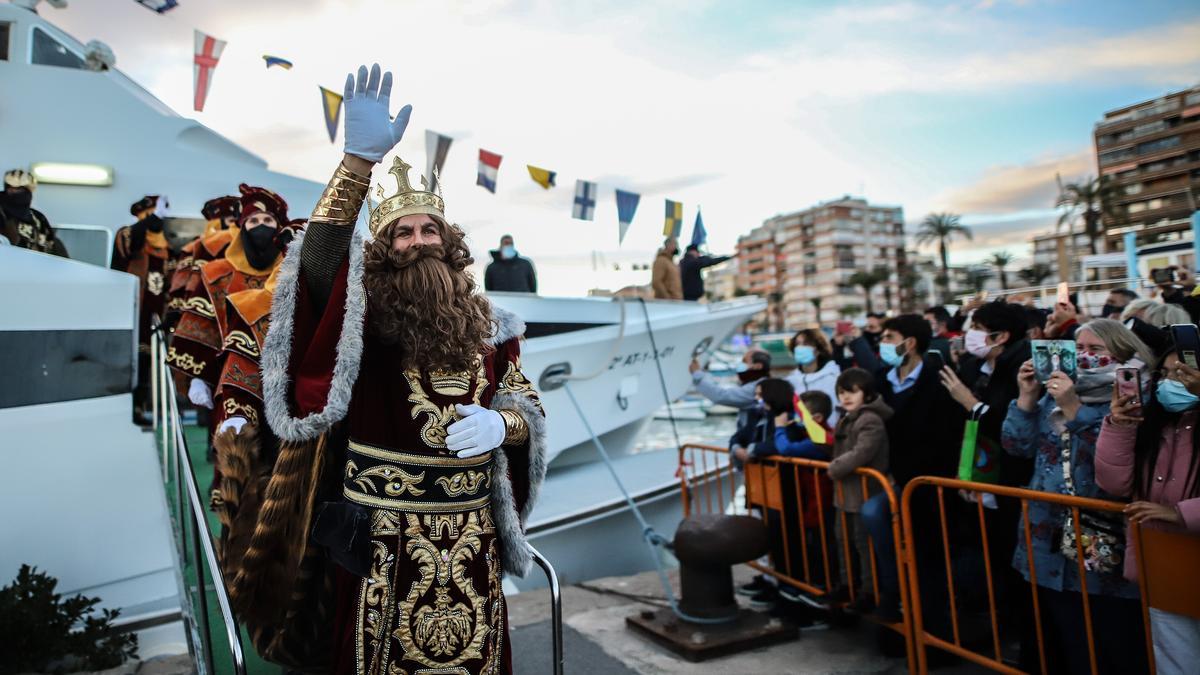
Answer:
1096, 349, 1200, 675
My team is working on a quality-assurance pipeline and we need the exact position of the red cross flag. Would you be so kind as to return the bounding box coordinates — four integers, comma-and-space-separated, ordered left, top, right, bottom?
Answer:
193, 30, 227, 112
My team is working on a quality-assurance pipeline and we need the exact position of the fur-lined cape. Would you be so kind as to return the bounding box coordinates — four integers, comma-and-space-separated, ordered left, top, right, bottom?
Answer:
261, 228, 544, 577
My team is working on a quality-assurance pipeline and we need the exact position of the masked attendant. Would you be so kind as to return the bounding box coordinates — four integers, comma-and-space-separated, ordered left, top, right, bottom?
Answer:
223, 65, 546, 675
208, 219, 304, 573
113, 195, 175, 420
168, 185, 288, 412
0, 169, 68, 256
168, 195, 240, 315
484, 234, 536, 293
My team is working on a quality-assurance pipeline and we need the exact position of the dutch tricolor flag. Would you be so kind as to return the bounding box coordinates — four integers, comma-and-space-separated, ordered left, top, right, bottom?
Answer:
477, 149, 502, 193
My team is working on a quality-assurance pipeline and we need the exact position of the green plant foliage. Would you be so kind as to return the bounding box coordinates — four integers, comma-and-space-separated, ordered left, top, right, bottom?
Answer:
0, 565, 138, 674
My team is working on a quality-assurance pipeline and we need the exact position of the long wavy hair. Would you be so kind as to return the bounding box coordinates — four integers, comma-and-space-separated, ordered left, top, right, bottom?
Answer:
362, 218, 495, 371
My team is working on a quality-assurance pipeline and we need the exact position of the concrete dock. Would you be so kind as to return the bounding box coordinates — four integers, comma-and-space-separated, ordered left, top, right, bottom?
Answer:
507, 565, 923, 674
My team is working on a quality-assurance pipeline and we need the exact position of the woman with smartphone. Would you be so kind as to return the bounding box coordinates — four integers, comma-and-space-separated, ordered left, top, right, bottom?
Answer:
1097, 346, 1200, 675
1002, 318, 1155, 674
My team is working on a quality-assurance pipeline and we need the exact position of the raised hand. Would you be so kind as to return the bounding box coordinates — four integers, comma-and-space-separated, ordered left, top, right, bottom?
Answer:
343, 63, 413, 163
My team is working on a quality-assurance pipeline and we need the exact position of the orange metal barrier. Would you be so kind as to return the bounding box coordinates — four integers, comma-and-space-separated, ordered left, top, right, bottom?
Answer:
900, 476, 1156, 675
678, 444, 916, 675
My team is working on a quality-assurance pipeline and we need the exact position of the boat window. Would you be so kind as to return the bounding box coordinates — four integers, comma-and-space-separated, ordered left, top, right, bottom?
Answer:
0, 23, 10, 61
31, 26, 85, 69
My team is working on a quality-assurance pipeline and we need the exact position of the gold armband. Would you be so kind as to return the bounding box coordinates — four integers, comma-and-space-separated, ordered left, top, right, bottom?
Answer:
498, 409, 529, 446
310, 162, 371, 224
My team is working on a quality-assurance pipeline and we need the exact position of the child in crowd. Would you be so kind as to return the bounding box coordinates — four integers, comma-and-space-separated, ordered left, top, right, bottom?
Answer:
828, 367, 892, 604
773, 390, 835, 460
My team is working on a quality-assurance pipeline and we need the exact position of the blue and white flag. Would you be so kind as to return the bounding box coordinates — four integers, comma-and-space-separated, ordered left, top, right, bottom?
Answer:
573, 180, 596, 221
690, 207, 707, 248
615, 189, 640, 244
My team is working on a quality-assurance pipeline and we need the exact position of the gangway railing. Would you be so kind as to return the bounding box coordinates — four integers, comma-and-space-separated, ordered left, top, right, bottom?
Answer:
151, 322, 246, 675
151, 319, 563, 674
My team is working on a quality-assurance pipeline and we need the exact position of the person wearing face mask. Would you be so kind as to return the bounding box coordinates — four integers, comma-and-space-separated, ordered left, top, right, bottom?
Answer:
112, 194, 176, 422
168, 185, 289, 419
652, 236, 683, 300
483, 234, 537, 293
1102, 288, 1139, 320
1003, 318, 1155, 675
690, 347, 771, 431
786, 327, 842, 425
846, 314, 965, 622
168, 195, 241, 316
1097, 347, 1200, 675
0, 169, 68, 256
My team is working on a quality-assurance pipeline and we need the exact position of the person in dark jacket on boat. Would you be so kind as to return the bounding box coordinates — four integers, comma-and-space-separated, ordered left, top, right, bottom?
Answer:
483, 234, 537, 293
679, 244, 730, 301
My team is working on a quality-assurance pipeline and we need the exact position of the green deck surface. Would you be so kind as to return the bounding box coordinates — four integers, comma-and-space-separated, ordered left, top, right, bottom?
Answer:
162, 425, 276, 675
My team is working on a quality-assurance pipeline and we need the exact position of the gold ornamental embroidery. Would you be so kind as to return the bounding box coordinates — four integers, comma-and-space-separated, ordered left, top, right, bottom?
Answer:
356, 527, 397, 675
404, 357, 486, 449
347, 460, 428, 498
182, 296, 216, 318
499, 358, 543, 414
393, 511, 491, 668
222, 330, 261, 357
221, 398, 259, 427
167, 347, 205, 375
435, 471, 490, 498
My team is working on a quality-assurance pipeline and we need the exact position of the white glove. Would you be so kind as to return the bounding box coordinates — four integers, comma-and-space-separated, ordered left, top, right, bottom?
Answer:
188, 378, 213, 409
343, 63, 412, 163
445, 404, 505, 458
217, 416, 248, 435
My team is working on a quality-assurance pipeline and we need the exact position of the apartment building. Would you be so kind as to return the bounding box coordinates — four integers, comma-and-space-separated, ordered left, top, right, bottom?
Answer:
734, 196, 906, 329
1094, 86, 1200, 249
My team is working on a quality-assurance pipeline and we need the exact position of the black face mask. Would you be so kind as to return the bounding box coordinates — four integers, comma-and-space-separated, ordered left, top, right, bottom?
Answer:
1101, 303, 1120, 318
1, 189, 33, 219
242, 225, 280, 270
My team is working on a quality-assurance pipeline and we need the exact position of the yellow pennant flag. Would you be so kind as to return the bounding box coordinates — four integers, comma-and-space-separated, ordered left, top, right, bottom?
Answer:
793, 394, 828, 445
319, 86, 343, 143
527, 165, 557, 189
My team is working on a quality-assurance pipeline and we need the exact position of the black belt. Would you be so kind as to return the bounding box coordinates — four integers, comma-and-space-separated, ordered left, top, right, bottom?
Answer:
343, 440, 493, 513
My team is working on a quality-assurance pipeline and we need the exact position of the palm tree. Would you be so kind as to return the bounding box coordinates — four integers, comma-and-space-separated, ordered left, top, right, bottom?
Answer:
1056, 175, 1115, 255
839, 304, 863, 318
848, 268, 888, 314
809, 297, 822, 325
915, 213, 973, 301
1017, 263, 1054, 287
965, 268, 991, 293
988, 251, 1014, 290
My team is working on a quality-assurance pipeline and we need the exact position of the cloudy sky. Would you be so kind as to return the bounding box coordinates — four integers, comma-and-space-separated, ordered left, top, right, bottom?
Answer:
46, 0, 1200, 294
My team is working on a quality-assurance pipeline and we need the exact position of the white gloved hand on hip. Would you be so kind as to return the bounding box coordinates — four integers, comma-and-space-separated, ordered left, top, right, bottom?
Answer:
217, 416, 248, 435
342, 63, 412, 163
188, 378, 213, 409
445, 404, 505, 458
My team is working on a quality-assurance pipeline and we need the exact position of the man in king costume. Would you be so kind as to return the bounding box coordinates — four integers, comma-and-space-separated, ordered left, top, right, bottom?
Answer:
227, 64, 546, 674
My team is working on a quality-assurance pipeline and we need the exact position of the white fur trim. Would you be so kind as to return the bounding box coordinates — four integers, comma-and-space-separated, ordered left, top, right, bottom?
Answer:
489, 389, 547, 577
263, 228, 367, 443
488, 305, 525, 347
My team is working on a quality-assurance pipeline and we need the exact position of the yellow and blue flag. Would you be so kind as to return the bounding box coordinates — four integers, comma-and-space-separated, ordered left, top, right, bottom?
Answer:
319, 86, 343, 143
663, 199, 683, 238
263, 55, 294, 70
794, 395, 828, 445
527, 165, 556, 190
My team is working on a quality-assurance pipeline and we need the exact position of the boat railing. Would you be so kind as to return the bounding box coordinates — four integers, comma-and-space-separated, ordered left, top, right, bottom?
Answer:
151, 318, 563, 675
953, 276, 1144, 308
150, 321, 246, 675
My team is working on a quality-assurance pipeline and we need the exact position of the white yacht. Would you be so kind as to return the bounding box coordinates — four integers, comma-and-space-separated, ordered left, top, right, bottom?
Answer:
0, 2, 761, 664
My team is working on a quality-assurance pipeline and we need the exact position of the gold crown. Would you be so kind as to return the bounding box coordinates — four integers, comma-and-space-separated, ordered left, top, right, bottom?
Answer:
368, 156, 445, 236
429, 369, 471, 397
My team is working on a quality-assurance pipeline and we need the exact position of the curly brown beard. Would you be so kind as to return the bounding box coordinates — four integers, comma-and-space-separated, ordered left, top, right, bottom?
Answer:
362, 220, 495, 371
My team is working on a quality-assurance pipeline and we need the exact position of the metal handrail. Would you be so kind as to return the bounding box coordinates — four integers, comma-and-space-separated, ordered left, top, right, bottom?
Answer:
150, 324, 247, 675
528, 545, 564, 675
